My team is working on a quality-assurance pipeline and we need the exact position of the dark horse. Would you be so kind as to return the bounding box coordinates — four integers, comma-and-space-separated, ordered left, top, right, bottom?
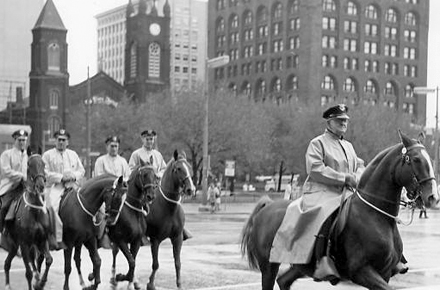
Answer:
241, 131, 439, 290
107, 157, 158, 289
146, 150, 195, 290
59, 174, 128, 290
2, 148, 52, 290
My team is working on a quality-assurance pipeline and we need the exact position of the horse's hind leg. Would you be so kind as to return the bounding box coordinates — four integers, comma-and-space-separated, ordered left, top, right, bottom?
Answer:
276, 265, 304, 290
63, 247, 74, 290
110, 245, 119, 286
84, 239, 102, 289
35, 245, 53, 290
4, 245, 18, 289
259, 262, 280, 290
20, 246, 34, 290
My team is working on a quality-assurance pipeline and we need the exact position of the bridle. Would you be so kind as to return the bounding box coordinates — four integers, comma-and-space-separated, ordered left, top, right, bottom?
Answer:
159, 159, 192, 204
357, 143, 435, 225
23, 154, 47, 213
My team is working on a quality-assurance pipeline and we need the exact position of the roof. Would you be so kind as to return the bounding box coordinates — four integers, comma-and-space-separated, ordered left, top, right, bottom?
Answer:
33, 0, 66, 31
0, 124, 32, 136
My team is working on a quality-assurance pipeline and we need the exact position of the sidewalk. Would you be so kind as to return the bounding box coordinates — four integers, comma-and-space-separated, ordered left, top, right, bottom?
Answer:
181, 201, 257, 215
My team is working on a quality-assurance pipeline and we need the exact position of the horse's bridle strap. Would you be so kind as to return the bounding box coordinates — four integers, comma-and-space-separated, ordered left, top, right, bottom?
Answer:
356, 190, 412, 225
159, 186, 181, 204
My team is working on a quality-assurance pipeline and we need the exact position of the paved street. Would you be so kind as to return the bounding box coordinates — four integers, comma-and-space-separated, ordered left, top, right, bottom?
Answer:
0, 197, 440, 290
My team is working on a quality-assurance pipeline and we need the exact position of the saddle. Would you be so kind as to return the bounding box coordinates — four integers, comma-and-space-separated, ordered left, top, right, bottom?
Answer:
5, 195, 24, 222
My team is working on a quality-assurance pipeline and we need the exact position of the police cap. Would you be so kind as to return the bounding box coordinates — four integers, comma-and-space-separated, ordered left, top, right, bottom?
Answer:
53, 129, 70, 139
12, 129, 28, 139
105, 135, 120, 144
323, 104, 350, 120
141, 129, 156, 137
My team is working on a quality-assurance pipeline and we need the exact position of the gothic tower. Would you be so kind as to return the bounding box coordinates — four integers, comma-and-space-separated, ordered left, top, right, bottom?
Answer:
124, 0, 171, 101
28, 0, 69, 150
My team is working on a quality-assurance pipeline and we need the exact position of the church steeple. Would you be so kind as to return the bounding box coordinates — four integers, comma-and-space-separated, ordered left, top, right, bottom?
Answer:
33, 0, 66, 31
163, 0, 171, 18
126, 0, 134, 18
150, 0, 158, 16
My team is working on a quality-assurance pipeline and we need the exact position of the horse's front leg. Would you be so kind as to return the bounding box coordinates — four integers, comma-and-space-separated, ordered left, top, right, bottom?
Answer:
147, 239, 161, 290
114, 241, 135, 284
171, 235, 183, 289
20, 246, 33, 290
4, 244, 18, 290
110, 244, 119, 286
84, 239, 101, 290
34, 243, 53, 290
350, 265, 393, 290
63, 246, 74, 290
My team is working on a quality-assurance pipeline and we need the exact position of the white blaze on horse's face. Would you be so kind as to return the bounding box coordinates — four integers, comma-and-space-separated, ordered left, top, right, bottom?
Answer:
421, 148, 439, 202
181, 161, 196, 194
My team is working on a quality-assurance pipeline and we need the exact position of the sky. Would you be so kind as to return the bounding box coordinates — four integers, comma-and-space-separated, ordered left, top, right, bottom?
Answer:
51, 0, 440, 128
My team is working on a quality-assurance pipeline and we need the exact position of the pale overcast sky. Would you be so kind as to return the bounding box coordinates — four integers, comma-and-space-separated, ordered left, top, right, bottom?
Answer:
51, 0, 440, 127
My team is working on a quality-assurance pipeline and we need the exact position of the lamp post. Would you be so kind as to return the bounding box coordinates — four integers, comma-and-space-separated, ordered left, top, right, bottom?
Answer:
200, 55, 230, 209
414, 86, 439, 179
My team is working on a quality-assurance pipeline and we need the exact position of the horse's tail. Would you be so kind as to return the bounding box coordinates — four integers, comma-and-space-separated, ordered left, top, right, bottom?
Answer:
240, 195, 273, 270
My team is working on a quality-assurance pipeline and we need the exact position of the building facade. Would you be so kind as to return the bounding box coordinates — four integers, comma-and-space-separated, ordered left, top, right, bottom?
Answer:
208, 0, 428, 121
28, 0, 69, 149
95, 0, 207, 93
0, 0, 44, 110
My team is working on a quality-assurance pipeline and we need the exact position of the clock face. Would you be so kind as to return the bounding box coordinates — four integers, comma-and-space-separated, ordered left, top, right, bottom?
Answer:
149, 23, 161, 36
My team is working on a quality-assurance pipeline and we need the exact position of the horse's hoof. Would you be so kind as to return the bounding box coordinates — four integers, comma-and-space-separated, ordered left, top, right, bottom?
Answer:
110, 277, 117, 286
133, 281, 142, 290
116, 273, 126, 281
146, 283, 156, 290
88, 272, 95, 281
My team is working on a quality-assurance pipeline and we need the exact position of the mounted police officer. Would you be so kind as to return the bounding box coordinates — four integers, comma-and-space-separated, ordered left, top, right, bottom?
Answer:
42, 129, 85, 249
0, 130, 28, 233
94, 135, 130, 180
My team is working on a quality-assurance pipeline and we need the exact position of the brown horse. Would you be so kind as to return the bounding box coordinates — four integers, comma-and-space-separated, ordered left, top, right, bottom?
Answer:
59, 175, 128, 290
241, 131, 439, 290
146, 150, 195, 290
107, 158, 158, 290
2, 148, 52, 290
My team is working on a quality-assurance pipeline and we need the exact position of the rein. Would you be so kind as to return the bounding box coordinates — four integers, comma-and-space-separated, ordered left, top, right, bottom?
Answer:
23, 191, 47, 214
76, 190, 102, 226
356, 189, 414, 226
159, 185, 181, 204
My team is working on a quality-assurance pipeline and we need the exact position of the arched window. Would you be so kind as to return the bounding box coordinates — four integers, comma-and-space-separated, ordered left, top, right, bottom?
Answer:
256, 79, 266, 98
216, 0, 225, 10
242, 81, 251, 96
48, 43, 60, 71
385, 8, 397, 23
365, 5, 378, 19
256, 6, 268, 23
404, 84, 414, 98
216, 18, 225, 32
48, 116, 60, 137
364, 79, 377, 93
384, 81, 396, 95
347, 1, 357, 15
289, 0, 299, 14
273, 3, 283, 19
272, 77, 282, 92
130, 43, 137, 78
343, 77, 356, 92
230, 14, 239, 29
243, 10, 252, 26
321, 75, 335, 90
49, 89, 59, 109
148, 42, 161, 78
287, 75, 298, 90
323, 0, 336, 12
404, 12, 417, 26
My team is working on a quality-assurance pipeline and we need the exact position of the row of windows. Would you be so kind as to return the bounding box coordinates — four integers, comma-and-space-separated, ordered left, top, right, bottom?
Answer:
216, 1, 419, 33
174, 66, 197, 74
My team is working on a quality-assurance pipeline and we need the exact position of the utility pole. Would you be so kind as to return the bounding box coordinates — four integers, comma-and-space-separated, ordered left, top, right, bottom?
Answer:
85, 67, 92, 178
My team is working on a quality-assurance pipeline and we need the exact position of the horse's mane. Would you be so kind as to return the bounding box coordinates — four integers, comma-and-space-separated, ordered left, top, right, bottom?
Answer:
80, 174, 116, 194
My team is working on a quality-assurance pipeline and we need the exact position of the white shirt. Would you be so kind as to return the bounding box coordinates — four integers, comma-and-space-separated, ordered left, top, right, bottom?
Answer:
94, 154, 130, 181
42, 148, 85, 186
0, 147, 27, 196
129, 147, 166, 178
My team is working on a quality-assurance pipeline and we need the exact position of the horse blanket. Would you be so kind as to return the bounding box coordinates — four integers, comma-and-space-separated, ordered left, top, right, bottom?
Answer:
269, 188, 352, 264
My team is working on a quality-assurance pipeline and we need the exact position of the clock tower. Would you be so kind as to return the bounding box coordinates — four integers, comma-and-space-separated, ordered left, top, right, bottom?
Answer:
124, 0, 171, 102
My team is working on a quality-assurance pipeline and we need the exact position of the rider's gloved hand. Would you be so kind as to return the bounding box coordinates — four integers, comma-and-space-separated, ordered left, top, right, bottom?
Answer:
344, 174, 357, 188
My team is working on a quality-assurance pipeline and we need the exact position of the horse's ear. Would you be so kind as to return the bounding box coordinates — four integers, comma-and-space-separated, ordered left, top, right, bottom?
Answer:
173, 149, 178, 161
118, 176, 123, 184
139, 158, 146, 167
417, 132, 426, 144
398, 129, 411, 148
149, 155, 154, 165
26, 146, 32, 157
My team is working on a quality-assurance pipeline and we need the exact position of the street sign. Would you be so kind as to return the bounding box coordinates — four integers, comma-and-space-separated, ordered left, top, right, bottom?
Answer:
224, 160, 235, 177
207, 55, 230, 68
413, 87, 436, 94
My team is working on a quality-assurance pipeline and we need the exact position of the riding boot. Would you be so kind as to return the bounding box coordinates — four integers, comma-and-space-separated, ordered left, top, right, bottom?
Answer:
313, 235, 340, 282
183, 227, 193, 241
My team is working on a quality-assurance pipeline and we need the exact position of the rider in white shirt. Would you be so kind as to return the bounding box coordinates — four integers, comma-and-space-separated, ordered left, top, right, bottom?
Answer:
129, 130, 166, 177
42, 129, 85, 249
